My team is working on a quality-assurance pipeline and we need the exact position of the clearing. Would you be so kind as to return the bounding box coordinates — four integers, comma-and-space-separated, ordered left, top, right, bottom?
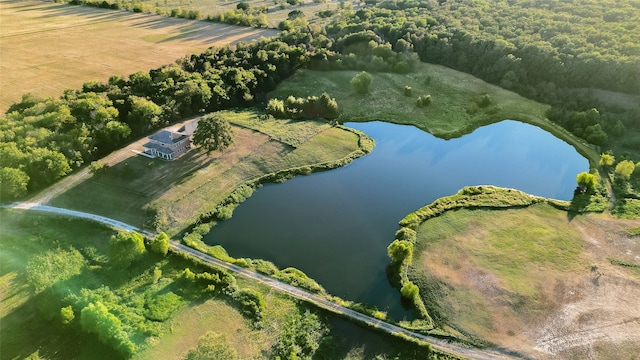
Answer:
411, 202, 640, 359
0, 0, 277, 112
48, 110, 362, 235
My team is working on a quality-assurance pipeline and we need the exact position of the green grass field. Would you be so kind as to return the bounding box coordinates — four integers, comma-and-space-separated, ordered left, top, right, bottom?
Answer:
269, 63, 600, 165
414, 204, 585, 298
408, 200, 640, 357
1, 209, 450, 360
49, 110, 362, 235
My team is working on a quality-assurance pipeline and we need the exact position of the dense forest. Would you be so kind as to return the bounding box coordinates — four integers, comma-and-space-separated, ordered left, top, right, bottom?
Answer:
2, 0, 639, 201
322, 0, 640, 152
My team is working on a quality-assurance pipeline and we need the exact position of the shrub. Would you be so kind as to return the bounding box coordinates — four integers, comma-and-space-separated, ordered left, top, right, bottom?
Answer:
266, 98, 286, 117
145, 292, 184, 321
615, 160, 635, 181
26, 248, 86, 292
80, 302, 136, 356
185, 332, 238, 360
236, 1, 251, 11
149, 232, 170, 255
273, 311, 328, 360
387, 239, 413, 265
395, 227, 416, 242
351, 71, 372, 94
232, 289, 265, 320
400, 282, 419, 300
473, 93, 493, 108
109, 231, 146, 267
416, 94, 432, 107
215, 205, 235, 220
274, 267, 325, 293
89, 160, 109, 175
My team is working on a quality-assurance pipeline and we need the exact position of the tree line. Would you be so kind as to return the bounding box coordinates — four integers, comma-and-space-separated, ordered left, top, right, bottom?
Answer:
0, 39, 309, 201
4, 0, 640, 201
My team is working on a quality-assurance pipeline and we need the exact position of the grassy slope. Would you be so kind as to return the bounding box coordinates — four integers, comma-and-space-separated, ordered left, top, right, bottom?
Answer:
49, 110, 361, 235
0, 210, 127, 359
1, 209, 450, 360
0, 0, 276, 112
0, 209, 304, 359
269, 63, 599, 165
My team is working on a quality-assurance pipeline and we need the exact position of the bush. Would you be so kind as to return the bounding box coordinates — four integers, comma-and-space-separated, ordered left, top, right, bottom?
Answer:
145, 292, 184, 321
266, 98, 286, 117
416, 94, 432, 107
401, 282, 419, 300
404, 86, 412, 96
274, 267, 325, 293
109, 231, 146, 267
80, 302, 136, 356
89, 160, 109, 175
351, 71, 372, 94
149, 232, 170, 255
236, 1, 250, 11
26, 248, 86, 292
273, 311, 328, 360
387, 239, 413, 265
232, 289, 265, 320
185, 332, 238, 360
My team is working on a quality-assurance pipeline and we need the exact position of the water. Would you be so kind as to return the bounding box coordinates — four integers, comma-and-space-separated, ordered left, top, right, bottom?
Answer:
203, 120, 588, 319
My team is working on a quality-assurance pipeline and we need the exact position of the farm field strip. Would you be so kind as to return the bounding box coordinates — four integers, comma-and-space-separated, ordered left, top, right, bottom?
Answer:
0, 0, 277, 112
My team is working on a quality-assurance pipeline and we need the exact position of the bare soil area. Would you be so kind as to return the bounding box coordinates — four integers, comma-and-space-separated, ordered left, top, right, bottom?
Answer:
415, 207, 640, 359
532, 214, 640, 360
0, 0, 277, 112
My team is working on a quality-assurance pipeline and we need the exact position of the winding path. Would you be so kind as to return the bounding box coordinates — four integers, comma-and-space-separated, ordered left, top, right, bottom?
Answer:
7, 202, 524, 359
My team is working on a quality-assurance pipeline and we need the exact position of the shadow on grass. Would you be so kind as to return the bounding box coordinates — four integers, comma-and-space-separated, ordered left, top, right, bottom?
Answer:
0, 289, 121, 360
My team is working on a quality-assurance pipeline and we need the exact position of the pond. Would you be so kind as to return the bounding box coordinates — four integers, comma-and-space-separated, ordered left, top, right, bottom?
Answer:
203, 120, 589, 319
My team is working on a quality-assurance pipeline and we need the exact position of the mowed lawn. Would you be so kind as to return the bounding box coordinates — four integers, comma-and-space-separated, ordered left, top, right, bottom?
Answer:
49, 111, 361, 235
0, 0, 277, 112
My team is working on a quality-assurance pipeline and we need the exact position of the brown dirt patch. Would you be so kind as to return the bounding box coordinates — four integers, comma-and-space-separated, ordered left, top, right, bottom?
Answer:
418, 210, 640, 359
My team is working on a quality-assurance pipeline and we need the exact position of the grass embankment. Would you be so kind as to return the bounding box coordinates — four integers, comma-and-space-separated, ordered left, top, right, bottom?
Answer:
0, 0, 276, 112
0, 210, 451, 360
49, 110, 367, 235
270, 63, 600, 166
395, 186, 640, 358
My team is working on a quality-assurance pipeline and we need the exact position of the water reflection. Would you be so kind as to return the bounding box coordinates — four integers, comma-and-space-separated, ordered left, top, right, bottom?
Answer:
204, 120, 588, 319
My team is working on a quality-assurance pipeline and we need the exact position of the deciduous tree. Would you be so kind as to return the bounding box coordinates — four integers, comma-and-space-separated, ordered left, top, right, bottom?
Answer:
599, 153, 615, 167
192, 115, 234, 153
576, 171, 596, 191
150, 232, 170, 256
109, 231, 146, 267
387, 239, 413, 265
615, 160, 635, 180
0, 167, 29, 201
